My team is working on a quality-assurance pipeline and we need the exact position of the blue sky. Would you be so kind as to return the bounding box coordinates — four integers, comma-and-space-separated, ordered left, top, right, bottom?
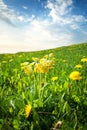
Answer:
0, 0, 87, 53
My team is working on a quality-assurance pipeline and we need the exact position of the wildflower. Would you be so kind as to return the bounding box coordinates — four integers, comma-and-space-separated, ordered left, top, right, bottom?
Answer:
46, 60, 54, 69
54, 121, 62, 129
21, 62, 33, 75
81, 58, 87, 62
25, 104, 32, 118
34, 59, 54, 73
51, 76, 58, 81
69, 71, 82, 80
23, 65, 33, 75
34, 63, 48, 73
44, 55, 48, 59
40, 58, 46, 63
32, 57, 39, 62
29, 62, 35, 67
21, 62, 29, 67
75, 64, 82, 68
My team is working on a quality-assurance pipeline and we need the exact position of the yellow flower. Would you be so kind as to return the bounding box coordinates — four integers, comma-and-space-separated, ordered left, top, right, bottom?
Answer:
40, 58, 46, 63
69, 71, 82, 80
34, 58, 54, 73
34, 63, 48, 73
44, 55, 48, 59
21, 62, 33, 75
25, 104, 32, 118
51, 76, 58, 81
75, 64, 82, 68
29, 62, 35, 67
32, 57, 39, 62
23, 65, 33, 75
21, 62, 29, 67
81, 58, 87, 62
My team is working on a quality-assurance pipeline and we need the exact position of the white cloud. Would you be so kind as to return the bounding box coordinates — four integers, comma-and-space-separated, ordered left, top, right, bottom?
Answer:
70, 24, 79, 30
24, 19, 72, 45
17, 16, 24, 22
23, 6, 28, 10
0, 0, 35, 26
38, 0, 41, 2
0, 0, 87, 53
0, 18, 73, 53
46, 0, 87, 28
46, 0, 73, 22
17, 15, 35, 22
72, 15, 87, 22
0, 0, 7, 9
0, 0, 16, 26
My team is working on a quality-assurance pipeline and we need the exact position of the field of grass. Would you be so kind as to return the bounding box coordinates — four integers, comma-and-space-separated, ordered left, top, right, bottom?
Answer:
0, 43, 87, 130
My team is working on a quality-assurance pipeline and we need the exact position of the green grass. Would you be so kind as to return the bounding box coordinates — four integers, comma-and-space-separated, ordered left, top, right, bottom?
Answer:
0, 43, 87, 130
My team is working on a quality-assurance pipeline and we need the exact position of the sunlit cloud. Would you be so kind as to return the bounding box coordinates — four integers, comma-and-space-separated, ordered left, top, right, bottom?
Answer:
22, 6, 28, 10
46, 0, 87, 26
0, 0, 35, 26
0, 0, 87, 53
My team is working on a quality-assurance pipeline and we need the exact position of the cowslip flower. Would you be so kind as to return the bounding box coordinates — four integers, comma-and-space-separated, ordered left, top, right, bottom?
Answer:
40, 58, 46, 63
44, 55, 48, 59
34, 58, 54, 73
32, 57, 39, 62
23, 65, 33, 75
75, 64, 82, 69
34, 63, 48, 73
69, 71, 82, 80
21, 62, 29, 67
25, 104, 32, 118
81, 58, 87, 62
51, 76, 58, 81
21, 62, 33, 75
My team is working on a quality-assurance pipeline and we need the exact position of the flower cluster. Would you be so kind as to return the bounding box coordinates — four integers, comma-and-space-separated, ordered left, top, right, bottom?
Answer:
21, 62, 33, 75
21, 53, 54, 74
34, 58, 54, 73
69, 57, 87, 81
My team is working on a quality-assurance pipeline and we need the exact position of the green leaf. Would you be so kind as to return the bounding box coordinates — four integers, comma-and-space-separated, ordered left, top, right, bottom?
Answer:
13, 119, 19, 130
33, 99, 43, 108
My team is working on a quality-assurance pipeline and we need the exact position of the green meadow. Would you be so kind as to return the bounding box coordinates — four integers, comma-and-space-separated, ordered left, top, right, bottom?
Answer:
0, 43, 87, 130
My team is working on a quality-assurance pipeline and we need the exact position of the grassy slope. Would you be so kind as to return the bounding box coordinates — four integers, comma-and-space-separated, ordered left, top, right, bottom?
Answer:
1, 42, 87, 63
0, 43, 87, 130
0, 43, 87, 78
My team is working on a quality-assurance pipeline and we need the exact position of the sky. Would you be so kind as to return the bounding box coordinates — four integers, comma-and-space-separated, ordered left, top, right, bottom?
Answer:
0, 0, 87, 53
